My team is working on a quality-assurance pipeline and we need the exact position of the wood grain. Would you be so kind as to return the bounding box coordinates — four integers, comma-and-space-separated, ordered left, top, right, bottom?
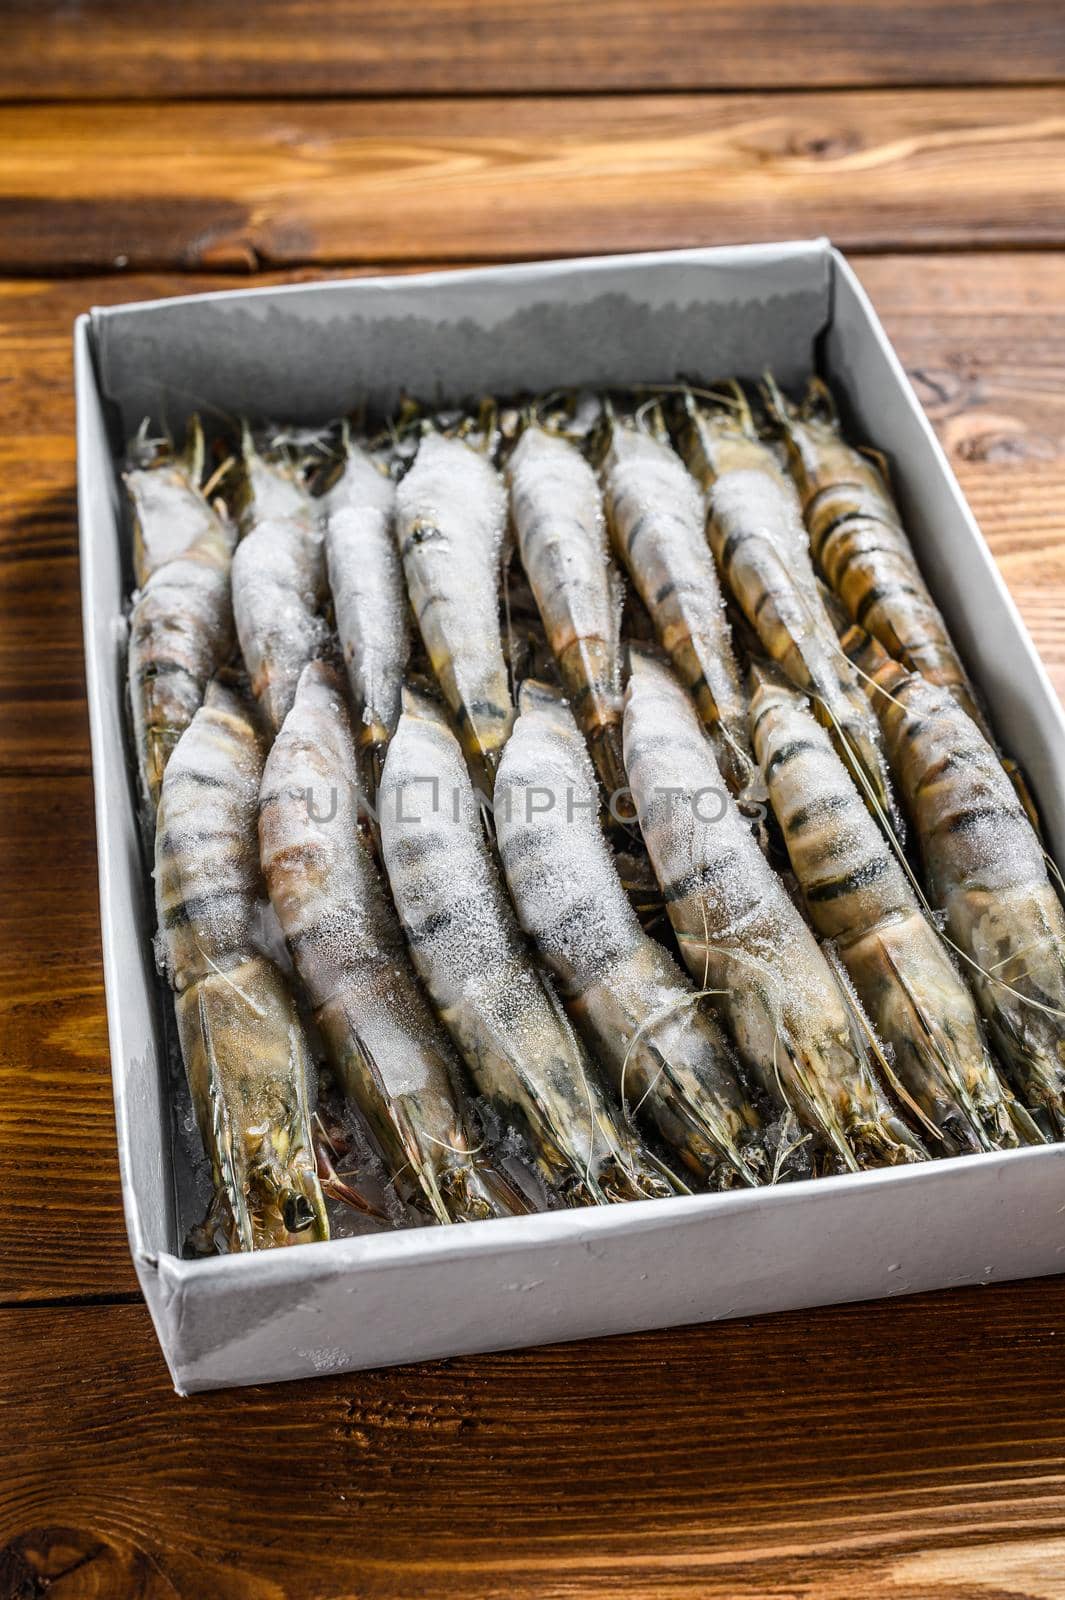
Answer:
3, 1285, 1065, 1598
4, 90, 1065, 271
4, 0, 1064, 98
0, 773, 137, 1302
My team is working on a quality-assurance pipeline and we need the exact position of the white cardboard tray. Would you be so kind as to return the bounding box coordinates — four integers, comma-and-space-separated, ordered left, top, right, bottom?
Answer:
75, 241, 1065, 1393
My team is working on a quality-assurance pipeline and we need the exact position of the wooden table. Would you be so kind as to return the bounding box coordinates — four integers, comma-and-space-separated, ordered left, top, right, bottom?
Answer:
4, 6, 1065, 1595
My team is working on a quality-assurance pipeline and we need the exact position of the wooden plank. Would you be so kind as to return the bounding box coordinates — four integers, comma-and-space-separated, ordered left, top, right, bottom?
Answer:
4, 91, 1065, 271
4, 255, 1065, 1302
3, 1284, 1065, 1596
0, 773, 139, 1301
4, 0, 1064, 99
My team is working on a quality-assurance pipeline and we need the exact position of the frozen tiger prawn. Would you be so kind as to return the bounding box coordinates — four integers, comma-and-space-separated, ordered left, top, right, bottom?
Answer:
600, 403, 753, 796
847, 629, 1065, 1138
232, 428, 326, 737
379, 690, 676, 1205
260, 661, 523, 1223
506, 417, 625, 795
396, 426, 513, 789
155, 683, 329, 1252
625, 649, 925, 1173
750, 665, 1040, 1153
682, 389, 901, 840
496, 679, 767, 1187
126, 431, 236, 815
323, 424, 409, 788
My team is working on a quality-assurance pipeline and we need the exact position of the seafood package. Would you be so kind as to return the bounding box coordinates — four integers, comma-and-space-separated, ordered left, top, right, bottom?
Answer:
77, 246, 1065, 1390
127, 378, 1065, 1254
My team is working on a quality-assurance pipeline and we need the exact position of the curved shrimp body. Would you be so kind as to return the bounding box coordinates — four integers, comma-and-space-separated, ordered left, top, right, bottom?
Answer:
624, 651, 924, 1172
324, 435, 409, 781
506, 424, 625, 795
769, 377, 988, 732
155, 685, 328, 1251
125, 416, 220, 587
683, 398, 901, 838
260, 662, 520, 1224
864, 655, 1065, 1135
750, 669, 1039, 1153
232, 434, 325, 736
600, 416, 751, 795
128, 513, 236, 815
495, 680, 766, 1188
379, 692, 675, 1205
395, 433, 514, 787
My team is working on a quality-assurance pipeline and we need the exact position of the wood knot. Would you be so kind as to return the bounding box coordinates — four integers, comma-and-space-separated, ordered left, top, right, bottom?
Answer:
0, 1527, 176, 1598
787, 129, 863, 161
945, 412, 1058, 466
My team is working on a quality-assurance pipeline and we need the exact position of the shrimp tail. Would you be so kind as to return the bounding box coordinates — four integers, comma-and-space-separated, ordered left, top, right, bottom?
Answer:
587, 719, 629, 803
445, 1160, 533, 1221
195, 981, 331, 1250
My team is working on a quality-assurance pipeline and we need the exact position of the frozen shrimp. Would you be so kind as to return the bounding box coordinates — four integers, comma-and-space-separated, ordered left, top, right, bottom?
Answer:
379, 690, 676, 1204
395, 431, 513, 787
324, 425, 409, 785
232, 429, 325, 736
506, 421, 625, 794
624, 649, 924, 1172
496, 679, 767, 1186
852, 639, 1065, 1136
682, 390, 902, 838
155, 683, 329, 1251
260, 661, 523, 1223
750, 665, 1040, 1152
128, 509, 236, 816
601, 406, 752, 794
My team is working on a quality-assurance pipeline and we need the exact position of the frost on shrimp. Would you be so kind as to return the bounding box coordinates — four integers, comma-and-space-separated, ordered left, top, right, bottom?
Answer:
395, 431, 514, 790
749, 664, 1041, 1154
259, 661, 523, 1224
155, 683, 329, 1251
127, 508, 236, 817
599, 405, 753, 797
624, 649, 925, 1173
495, 678, 767, 1188
231, 427, 326, 737
506, 422, 626, 796
125, 415, 225, 587
323, 426, 409, 785
379, 688, 677, 1205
